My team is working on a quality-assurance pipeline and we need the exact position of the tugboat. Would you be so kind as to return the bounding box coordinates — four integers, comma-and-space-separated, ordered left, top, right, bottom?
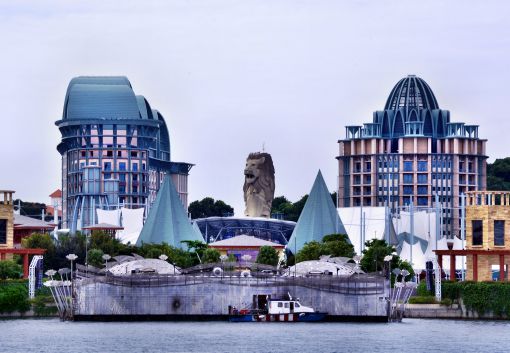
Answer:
229, 294, 327, 322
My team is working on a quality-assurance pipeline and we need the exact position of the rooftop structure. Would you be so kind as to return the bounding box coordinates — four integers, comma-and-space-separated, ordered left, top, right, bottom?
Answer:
209, 234, 285, 262
287, 171, 347, 254
13, 214, 55, 246
55, 76, 193, 233
337, 75, 487, 238
136, 176, 203, 249
193, 217, 296, 245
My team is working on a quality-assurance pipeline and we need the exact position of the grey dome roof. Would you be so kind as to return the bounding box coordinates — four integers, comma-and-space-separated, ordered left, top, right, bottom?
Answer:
62, 76, 153, 120
384, 75, 439, 111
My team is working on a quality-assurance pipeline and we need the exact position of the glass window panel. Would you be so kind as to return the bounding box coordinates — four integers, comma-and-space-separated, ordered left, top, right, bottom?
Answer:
472, 220, 483, 246
495, 220, 505, 246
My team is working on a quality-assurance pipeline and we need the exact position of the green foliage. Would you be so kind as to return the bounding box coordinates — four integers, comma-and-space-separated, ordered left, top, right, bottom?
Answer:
417, 282, 432, 296
296, 234, 354, 263
408, 296, 437, 304
0, 260, 23, 279
188, 197, 234, 219
202, 248, 221, 263
440, 281, 510, 317
440, 298, 453, 307
137, 242, 196, 268
487, 158, 510, 191
256, 246, 279, 266
0, 282, 30, 313
87, 249, 105, 268
271, 193, 338, 221
31, 295, 57, 316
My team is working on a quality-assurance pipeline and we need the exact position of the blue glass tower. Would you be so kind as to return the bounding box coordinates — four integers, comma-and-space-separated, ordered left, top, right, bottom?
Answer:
56, 76, 192, 233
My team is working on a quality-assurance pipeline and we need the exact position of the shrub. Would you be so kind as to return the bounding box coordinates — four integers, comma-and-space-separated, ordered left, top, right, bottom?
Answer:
417, 282, 432, 296
0, 260, 23, 279
440, 298, 453, 307
0, 282, 30, 313
202, 248, 221, 264
408, 296, 437, 304
256, 246, 279, 266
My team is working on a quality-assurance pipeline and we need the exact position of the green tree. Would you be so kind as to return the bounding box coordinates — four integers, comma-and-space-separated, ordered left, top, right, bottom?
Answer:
295, 234, 354, 263
188, 197, 234, 219
255, 246, 279, 266
360, 239, 414, 284
487, 158, 510, 191
202, 248, 221, 263
0, 260, 23, 279
87, 249, 105, 268
22, 233, 57, 272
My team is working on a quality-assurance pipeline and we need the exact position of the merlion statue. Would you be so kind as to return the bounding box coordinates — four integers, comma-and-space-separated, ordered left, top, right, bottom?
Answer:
243, 152, 275, 218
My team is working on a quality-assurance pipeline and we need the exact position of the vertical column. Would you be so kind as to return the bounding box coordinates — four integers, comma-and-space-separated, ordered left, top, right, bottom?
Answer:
23, 254, 29, 279
0, 253, 5, 260
473, 254, 478, 281
500, 254, 505, 281
450, 254, 456, 281
438, 254, 443, 270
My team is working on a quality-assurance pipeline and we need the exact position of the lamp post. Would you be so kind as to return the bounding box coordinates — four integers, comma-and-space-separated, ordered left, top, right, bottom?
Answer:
384, 255, 393, 307
102, 254, 111, 277
66, 254, 78, 281
220, 254, 228, 277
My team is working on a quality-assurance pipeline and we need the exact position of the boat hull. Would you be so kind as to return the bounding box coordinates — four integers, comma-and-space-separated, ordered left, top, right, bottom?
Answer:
229, 312, 327, 322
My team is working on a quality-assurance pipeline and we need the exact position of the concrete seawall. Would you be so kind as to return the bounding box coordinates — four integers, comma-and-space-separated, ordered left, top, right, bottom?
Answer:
73, 275, 389, 321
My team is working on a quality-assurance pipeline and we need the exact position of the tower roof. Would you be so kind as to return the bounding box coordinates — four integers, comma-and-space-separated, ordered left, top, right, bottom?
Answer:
136, 176, 203, 248
62, 76, 154, 121
286, 171, 347, 254
384, 75, 439, 111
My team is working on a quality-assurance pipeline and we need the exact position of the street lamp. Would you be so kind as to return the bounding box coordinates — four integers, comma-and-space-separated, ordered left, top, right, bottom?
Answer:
102, 254, 111, 277
66, 254, 78, 281
220, 255, 228, 277
384, 255, 393, 307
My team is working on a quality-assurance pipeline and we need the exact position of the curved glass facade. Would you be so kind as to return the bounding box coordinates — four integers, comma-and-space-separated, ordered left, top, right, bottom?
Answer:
56, 76, 192, 232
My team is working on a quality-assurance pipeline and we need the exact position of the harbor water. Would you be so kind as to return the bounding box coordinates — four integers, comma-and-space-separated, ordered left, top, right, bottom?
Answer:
0, 318, 507, 352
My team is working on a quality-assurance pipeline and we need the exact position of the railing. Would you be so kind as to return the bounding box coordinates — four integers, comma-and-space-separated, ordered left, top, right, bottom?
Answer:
79, 273, 386, 296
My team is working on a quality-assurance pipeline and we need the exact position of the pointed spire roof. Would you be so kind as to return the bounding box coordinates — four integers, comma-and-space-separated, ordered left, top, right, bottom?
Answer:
287, 171, 347, 254
136, 176, 204, 248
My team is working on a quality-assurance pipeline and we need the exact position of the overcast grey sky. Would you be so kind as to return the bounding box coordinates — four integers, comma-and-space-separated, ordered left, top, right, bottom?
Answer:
0, 1, 509, 215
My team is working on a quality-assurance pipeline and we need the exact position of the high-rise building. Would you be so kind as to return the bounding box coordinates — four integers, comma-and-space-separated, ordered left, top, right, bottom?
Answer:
56, 76, 192, 232
337, 75, 487, 237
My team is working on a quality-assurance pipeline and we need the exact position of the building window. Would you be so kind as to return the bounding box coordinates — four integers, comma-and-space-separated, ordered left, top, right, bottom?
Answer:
403, 161, 413, 172
403, 186, 413, 195
495, 220, 505, 246
403, 174, 413, 184
132, 163, 138, 172
417, 186, 427, 195
119, 162, 126, 171
417, 161, 428, 172
104, 162, 111, 171
417, 174, 427, 184
472, 220, 483, 246
0, 219, 6, 244
417, 197, 428, 206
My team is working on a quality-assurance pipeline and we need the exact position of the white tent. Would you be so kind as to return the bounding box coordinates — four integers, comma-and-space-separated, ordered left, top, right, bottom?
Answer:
117, 207, 145, 244
96, 208, 120, 226
338, 206, 396, 256
399, 240, 432, 271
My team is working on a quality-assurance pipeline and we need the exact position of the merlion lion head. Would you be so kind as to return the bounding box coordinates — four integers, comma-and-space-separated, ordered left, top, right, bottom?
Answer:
243, 152, 275, 218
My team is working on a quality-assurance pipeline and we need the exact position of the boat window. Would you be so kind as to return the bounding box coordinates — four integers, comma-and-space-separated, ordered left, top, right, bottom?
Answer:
295, 303, 300, 307
278, 302, 283, 308
284, 303, 289, 308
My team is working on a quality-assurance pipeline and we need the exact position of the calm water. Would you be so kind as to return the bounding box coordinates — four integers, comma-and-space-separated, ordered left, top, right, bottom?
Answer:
0, 318, 507, 352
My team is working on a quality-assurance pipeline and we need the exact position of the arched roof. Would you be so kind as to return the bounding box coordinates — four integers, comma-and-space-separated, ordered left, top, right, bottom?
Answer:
384, 75, 439, 111
62, 76, 153, 121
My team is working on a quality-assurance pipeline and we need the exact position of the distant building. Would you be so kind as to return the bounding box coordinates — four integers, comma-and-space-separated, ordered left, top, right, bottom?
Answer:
55, 77, 193, 233
0, 190, 15, 250
337, 75, 487, 238
46, 189, 63, 219
13, 214, 55, 247
208, 235, 285, 262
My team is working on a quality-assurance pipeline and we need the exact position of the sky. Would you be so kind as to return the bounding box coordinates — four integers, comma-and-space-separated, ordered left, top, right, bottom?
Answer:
0, 0, 509, 215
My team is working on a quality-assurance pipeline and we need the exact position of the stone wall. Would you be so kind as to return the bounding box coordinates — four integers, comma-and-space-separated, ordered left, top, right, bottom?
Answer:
73, 276, 389, 320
